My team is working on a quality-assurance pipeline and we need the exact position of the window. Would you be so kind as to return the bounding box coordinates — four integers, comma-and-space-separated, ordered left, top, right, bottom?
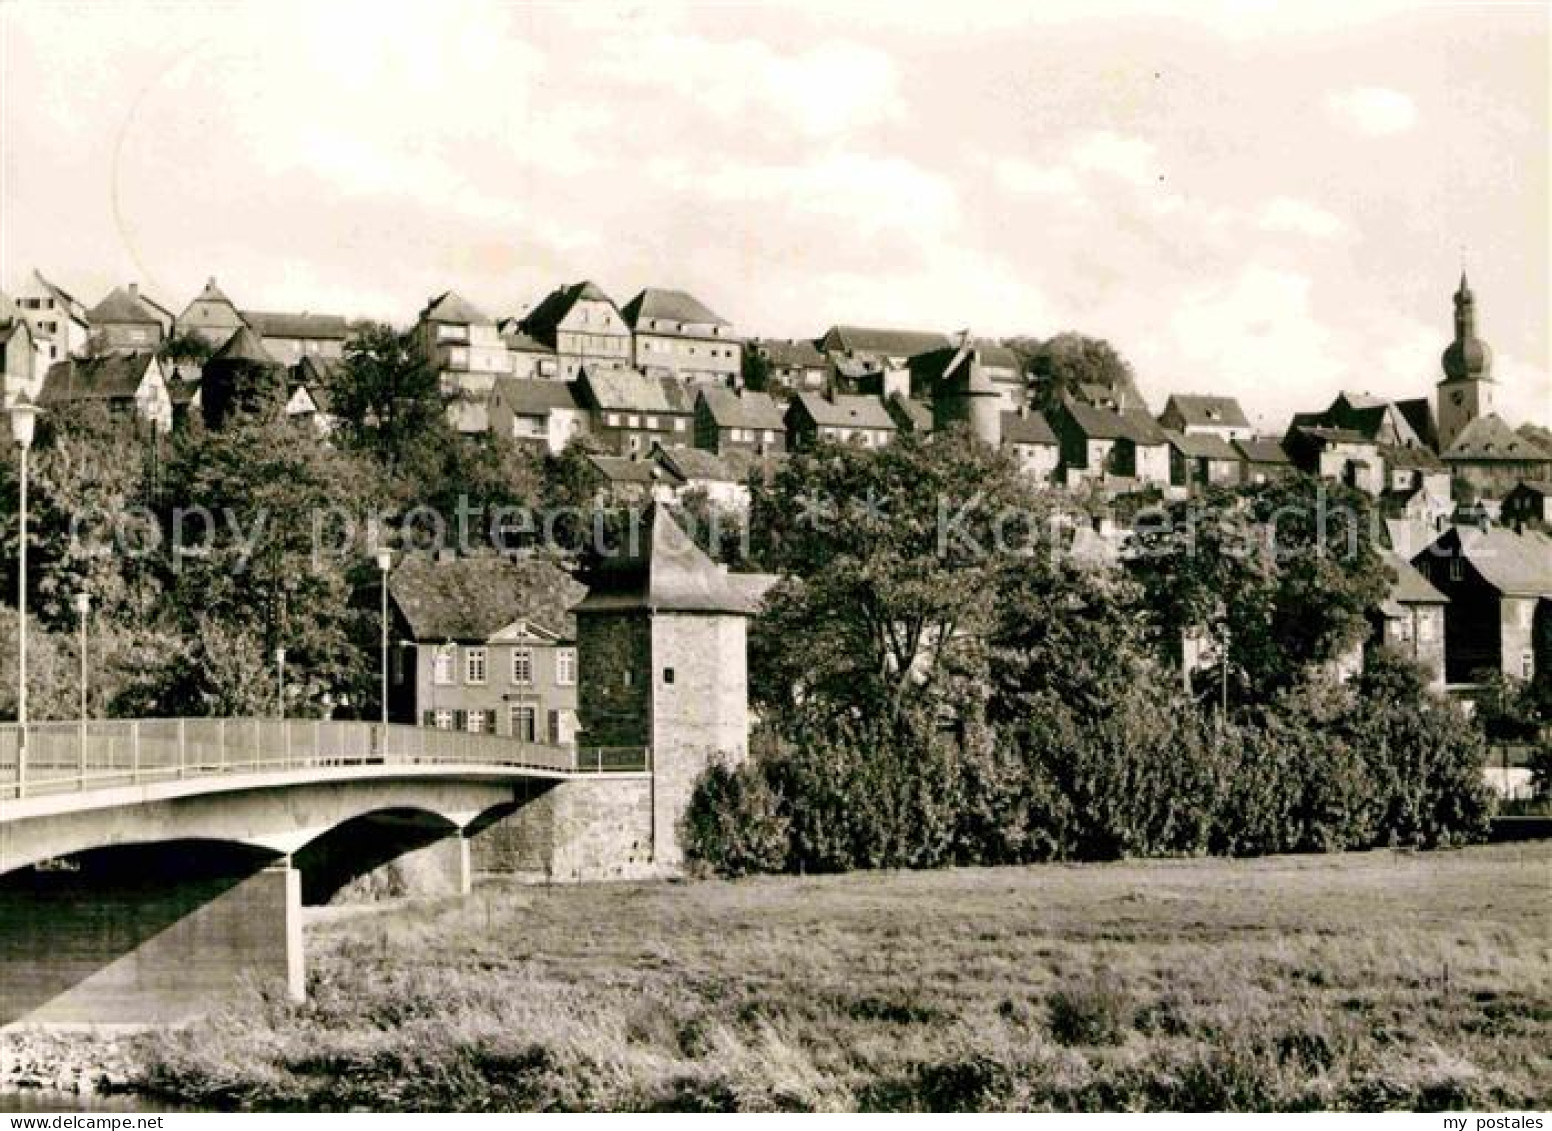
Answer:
607, 413, 621, 427
663, 667, 675, 684
511, 705, 537, 742
432, 647, 455, 685
556, 648, 576, 686
465, 646, 488, 685
434, 709, 453, 730
1449, 558, 1463, 582
627, 414, 640, 428
467, 710, 487, 734
511, 647, 533, 685
1519, 602, 1535, 629
1524, 653, 1535, 679
1418, 613, 1437, 643
674, 418, 687, 432
645, 416, 659, 430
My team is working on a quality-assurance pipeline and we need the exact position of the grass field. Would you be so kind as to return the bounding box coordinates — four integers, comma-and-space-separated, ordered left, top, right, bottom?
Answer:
138, 843, 1552, 1111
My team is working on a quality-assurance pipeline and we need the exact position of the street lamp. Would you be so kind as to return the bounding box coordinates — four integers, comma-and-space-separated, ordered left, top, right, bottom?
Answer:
275, 646, 287, 720
10, 395, 40, 797
74, 591, 90, 787
375, 548, 393, 726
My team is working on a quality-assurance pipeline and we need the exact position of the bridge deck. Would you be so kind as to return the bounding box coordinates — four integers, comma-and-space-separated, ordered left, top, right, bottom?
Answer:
0, 719, 648, 804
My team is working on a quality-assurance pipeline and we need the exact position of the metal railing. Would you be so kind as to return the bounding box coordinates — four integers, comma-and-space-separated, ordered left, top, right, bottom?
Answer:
0, 719, 650, 802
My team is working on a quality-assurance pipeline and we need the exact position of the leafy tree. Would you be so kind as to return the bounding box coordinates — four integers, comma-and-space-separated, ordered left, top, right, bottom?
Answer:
1026, 333, 1148, 414
158, 329, 214, 365
741, 348, 771, 393
327, 322, 447, 478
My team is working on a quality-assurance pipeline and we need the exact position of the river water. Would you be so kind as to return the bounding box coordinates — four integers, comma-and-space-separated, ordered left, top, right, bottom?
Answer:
0, 1089, 192, 1113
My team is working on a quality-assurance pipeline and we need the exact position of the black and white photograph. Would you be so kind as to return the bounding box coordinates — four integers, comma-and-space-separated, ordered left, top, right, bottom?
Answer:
0, 0, 1548, 1116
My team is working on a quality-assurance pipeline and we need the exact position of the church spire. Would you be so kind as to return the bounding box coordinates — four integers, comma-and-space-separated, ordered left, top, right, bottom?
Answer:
1442, 272, 1491, 383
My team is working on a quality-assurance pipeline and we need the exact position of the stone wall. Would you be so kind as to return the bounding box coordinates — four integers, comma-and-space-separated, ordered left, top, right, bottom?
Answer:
469, 777, 656, 882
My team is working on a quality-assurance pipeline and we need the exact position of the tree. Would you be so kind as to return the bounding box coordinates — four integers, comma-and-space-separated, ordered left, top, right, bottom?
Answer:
327, 321, 447, 478
741, 348, 772, 393
158, 329, 214, 366
1026, 333, 1147, 414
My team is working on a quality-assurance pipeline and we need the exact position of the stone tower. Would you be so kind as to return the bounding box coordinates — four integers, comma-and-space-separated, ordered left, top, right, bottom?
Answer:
932, 341, 1003, 446
573, 506, 770, 867
1436, 273, 1495, 451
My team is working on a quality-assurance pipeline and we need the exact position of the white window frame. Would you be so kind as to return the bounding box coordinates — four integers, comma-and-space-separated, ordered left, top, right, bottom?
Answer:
556, 647, 576, 686
432, 647, 455, 686
467, 709, 487, 734
511, 647, 533, 686
511, 704, 537, 743
434, 709, 453, 730
464, 646, 488, 685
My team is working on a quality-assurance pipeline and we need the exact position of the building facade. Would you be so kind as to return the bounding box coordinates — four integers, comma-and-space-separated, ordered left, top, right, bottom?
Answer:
520, 281, 633, 380
622, 288, 741, 387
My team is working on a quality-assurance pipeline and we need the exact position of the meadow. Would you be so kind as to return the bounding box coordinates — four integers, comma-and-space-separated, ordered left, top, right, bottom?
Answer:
136, 843, 1551, 1111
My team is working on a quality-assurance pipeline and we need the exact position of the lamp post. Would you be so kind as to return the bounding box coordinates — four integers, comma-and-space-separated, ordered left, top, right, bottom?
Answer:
376, 549, 392, 726
10, 396, 40, 798
275, 646, 287, 720
74, 591, 90, 787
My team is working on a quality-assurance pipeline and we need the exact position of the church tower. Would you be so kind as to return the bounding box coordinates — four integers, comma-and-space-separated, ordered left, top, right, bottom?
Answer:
1436, 273, 1495, 451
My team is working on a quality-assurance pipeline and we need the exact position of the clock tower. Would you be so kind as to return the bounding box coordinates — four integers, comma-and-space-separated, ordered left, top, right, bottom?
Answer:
1435, 273, 1494, 451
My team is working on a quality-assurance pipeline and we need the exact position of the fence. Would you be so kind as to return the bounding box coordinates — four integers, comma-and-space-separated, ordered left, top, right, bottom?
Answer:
0, 719, 649, 801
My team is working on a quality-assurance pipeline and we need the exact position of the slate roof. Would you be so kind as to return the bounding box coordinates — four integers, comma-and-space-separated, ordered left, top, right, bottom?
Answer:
589, 455, 666, 486
494, 377, 580, 415
87, 285, 165, 326
620, 288, 730, 330
1379, 443, 1446, 471
825, 325, 952, 358
576, 504, 770, 615
1395, 398, 1436, 447
420, 291, 492, 325
756, 338, 826, 368
1163, 429, 1239, 460
1379, 549, 1448, 612
1507, 480, 1552, 498
580, 366, 680, 413
1001, 408, 1058, 445
1517, 422, 1552, 454
241, 311, 349, 341
1442, 414, 1552, 462
655, 445, 739, 483
698, 387, 785, 430
973, 340, 1021, 371
502, 326, 557, 354
791, 391, 896, 432
1061, 397, 1132, 440
888, 393, 934, 434
209, 325, 281, 368
1426, 527, 1552, 597
389, 554, 585, 642
1163, 394, 1251, 430
520, 281, 619, 340
39, 353, 155, 404
192, 277, 236, 307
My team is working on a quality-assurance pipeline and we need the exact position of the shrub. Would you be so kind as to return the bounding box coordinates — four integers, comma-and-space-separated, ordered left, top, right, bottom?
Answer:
1046, 972, 1133, 1047
681, 758, 789, 877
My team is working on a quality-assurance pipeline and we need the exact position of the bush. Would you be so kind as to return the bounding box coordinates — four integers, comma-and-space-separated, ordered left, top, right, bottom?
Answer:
1046, 972, 1133, 1047
682, 758, 789, 877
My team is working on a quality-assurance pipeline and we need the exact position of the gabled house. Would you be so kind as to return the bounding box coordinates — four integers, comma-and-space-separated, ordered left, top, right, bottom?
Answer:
39, 351, 172, 431
652, 444, 749, 511
8, 269, 91, 363
499, 322, 561, 381
1233, 437, 1292, 485
415, 291, 512, 433
1051, 397, 1169, 488
86, 284, 169, 352
1318, 390, 1426, 449
1371, 549, 1449, 687
1158, 394, 1254, 441
1412, 526, 1552, 683
519, 281, 632, 380
622, 288, 742, 387
387, 554, 586, 743
1, 300, 38, 403
1283, 421, 1384, 495
239, 311, 349, 366
1501, 481, 1552, 531
751, 338, 828, 393
694, 387, 786, 455
586, 453, 675, 505
1001, 407, 1060, 483
785, 391, 897, 450
174, 277, 247, 347
1163, 429, 1240, 489
573, 365, 692, 455
488, 377, 589, 454
1440, 414, 1552, 498
909, 343, 1024, 412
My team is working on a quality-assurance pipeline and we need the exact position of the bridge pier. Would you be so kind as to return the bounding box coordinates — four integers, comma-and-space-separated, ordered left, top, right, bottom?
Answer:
0, 844, 302, 1026
390, 832, 471, 898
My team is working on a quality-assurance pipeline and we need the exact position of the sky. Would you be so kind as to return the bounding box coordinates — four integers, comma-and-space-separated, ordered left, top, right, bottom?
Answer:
2, 0, 1548, 430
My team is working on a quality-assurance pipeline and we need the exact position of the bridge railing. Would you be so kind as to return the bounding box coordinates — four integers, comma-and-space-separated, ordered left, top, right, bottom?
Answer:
0, 719, 649, 801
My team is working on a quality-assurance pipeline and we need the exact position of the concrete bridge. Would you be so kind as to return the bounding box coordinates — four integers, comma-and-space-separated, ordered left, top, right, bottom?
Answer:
0, 719, 651, 1025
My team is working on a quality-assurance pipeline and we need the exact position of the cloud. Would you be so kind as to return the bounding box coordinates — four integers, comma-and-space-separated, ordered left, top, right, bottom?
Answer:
1069, 131, 1160, 185
1257, 196, 1345, 239
1326, 86, 1418, 135
990, 157, 1086, 204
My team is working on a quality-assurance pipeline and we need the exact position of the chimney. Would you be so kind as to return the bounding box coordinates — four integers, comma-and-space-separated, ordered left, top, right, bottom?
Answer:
128, 283, 139, 299
208, 276, 216, 287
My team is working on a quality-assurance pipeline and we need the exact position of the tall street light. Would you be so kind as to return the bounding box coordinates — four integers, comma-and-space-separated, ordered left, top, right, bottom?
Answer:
275, 646, 287, 721
74, 591, 90, 788
376, 548, 393, 727
10, 396, 40, 798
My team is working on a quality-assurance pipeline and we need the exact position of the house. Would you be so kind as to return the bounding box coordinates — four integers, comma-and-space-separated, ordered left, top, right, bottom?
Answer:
499, 323, 561, 381
750, 338, 827, 393
819, 325, 952, 368
8, 269, 91, 364
1051, 397, 1170, 488
886, 392, 933, 435
785, 391, 897, 450
573, 366, 692, 455
1001, 407, 1060, 482
174, 277, 247, 347
85, 284, 170, 352
240, 311, 349, 366
286, 355, 338, 436
586, 453, 674, 505
1163, 429, 1240, 489
1283, 422, 1384, 495
622, 288, 741, 387
694, 387, 786, 455
1371, 549, 1449, 687
1317, 390, 1427, 449
519, 281, 633, 380
387, 553, 586, 743
909, 343, 1024, 412
415, 291, 512, 433
652, 445, 749, 511
38, 351, 172, 431
1158, 394, 1254, 442
1440, 414, 1552, 498
1412, 526, 1552, 684
1501, 481, 1552, 531
1, 300, 38, 403
488, 378, 589, 454
1233, 437, 1293, 485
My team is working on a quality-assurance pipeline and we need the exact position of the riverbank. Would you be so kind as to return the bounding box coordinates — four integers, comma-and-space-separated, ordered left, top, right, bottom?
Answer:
17, 843, 1552, 1111
0, 1029, 139, 1097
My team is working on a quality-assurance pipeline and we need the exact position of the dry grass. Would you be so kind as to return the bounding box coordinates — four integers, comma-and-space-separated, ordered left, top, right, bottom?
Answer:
137, 843, 1552, 1111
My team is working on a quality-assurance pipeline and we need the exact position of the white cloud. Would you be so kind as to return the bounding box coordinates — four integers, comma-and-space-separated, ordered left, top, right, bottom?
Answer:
1326, 86, 1418, 136
1069, 131, 1160, 185
1257, 196, 1345, 239
990, 157, 1085, 204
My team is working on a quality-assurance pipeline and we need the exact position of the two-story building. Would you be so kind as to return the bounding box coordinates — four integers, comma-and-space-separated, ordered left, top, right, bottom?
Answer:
1158, 394, 1255, 442
1283, 422, 1385, 495
1371, 549, 1449, 687
1440, 414, 1552, 499
520, 281, 633, 380
1001, 407, 1060, 483
750, 338, 828, 393
784, 390, 897, 450
1501, 481, 1552, 531
573, 365, 693, 455
1412, 526, 1552, 684
38, 351, 173, 431
415, 291, 512, 433
8, 269, 91, 364
1163, 429, 1240, 490
622, 288, 741, 387
499, 322, 561, 381
1051, 397, 1170, 488
694, 387, 786, 455
488, 377, 589, 454
239, 311, 349, 367
387, 554, 586, 743
174, 277, 248, 347
85, 284, 171, 353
